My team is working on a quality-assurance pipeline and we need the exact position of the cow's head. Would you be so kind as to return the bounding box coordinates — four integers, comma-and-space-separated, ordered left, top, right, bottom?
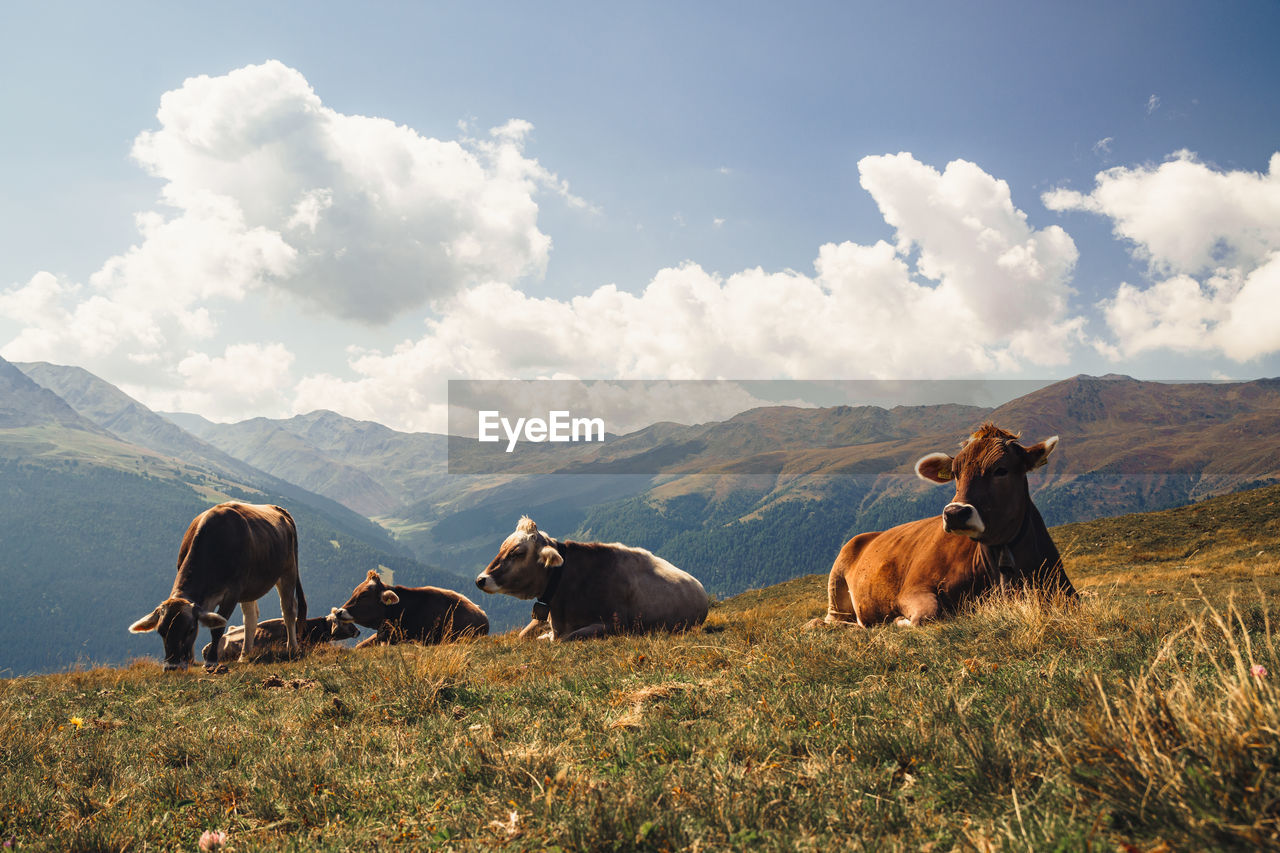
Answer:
475, 516, 563, 599
915, 423, 1058, 545
326, 607, 361, 640
128, 597, 227, 671
333, 571, 400, 628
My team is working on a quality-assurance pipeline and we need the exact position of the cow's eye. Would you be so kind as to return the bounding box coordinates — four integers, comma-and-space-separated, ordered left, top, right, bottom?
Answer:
993, 466, 1009, 477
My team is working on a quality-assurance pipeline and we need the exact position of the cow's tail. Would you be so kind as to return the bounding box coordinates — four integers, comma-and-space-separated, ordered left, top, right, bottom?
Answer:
294, 576, 308, 624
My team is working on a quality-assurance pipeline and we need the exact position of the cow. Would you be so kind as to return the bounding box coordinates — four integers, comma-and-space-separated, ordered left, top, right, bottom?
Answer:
814, 423, 1075, 629
332, 570, 489, 646
475, 517, 709, 641
128, 502, 304, 670
201, 610, 359, 662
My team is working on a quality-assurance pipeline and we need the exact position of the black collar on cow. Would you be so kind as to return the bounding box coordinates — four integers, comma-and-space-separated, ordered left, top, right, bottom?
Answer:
531, 562, 565, 623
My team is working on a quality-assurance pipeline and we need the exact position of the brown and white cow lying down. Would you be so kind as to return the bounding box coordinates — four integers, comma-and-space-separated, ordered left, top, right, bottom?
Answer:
476, 517, 709, 641
129, 502, 305, 669
201, 610, 359, 662
815, 423, 1076, 629
333, 570, 489, 646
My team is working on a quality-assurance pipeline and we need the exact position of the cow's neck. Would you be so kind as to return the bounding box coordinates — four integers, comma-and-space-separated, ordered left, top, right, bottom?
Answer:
170, 567, 224, 610
984, 501, 1034, 577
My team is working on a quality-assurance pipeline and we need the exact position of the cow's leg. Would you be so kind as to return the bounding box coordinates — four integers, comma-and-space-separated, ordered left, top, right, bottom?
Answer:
239, 599, 260, 662
894, 590, 939, 628
559, 622, 608, 641
517, 618, 550, 640
355, 633, 381, 649
276, 577, 300, 657
206, 601, 236, 666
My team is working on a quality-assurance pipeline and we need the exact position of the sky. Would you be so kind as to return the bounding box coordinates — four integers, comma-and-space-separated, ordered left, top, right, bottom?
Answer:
1, 1, 1278, 432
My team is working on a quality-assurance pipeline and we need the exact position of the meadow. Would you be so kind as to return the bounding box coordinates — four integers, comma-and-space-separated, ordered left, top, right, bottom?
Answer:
3, 485, 1280, 851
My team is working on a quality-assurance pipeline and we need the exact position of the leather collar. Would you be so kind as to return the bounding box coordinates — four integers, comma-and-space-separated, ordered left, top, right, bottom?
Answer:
531, 562, 564, 622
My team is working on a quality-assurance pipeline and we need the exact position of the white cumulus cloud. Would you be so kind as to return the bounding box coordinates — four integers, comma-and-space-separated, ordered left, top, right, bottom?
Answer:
131, 60, 563, 323
1045, 151, 1280, 361
0, 60, 575, 419
123, 342, 298, 422
295, 154, 1086, 431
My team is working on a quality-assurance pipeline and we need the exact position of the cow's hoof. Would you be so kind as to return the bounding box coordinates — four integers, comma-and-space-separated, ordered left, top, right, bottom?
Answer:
802, 617, 827, 630
893, 616, 915, 628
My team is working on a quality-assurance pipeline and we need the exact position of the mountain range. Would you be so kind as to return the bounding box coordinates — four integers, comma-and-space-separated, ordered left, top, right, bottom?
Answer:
153, 371, 1280, 592
5, 357, 1280, 674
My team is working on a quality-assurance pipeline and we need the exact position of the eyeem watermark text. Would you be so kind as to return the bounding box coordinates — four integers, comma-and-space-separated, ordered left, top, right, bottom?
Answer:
478, 410, 606, 452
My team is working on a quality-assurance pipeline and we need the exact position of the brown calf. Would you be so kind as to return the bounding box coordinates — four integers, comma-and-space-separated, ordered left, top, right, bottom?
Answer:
333, 570, 489, 646
202, 611, 359, 662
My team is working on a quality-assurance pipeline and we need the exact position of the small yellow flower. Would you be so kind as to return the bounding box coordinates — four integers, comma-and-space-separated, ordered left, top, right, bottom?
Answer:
69, 717, 84, 730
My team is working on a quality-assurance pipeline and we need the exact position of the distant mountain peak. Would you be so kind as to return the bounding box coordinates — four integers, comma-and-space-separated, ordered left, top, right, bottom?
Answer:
0, 357, 108, 432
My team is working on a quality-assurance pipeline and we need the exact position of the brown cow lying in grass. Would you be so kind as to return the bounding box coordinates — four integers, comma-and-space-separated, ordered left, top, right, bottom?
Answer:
476, 516, 709, 641
201, 611, 360, 662
813, 423, 1076, 629
333, 570, 489, 646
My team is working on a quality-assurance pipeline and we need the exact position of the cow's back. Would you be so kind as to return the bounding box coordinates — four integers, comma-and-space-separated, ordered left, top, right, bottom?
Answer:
565, 542, 708, 631
175, 502, 297, 602
399, 586, 490, 642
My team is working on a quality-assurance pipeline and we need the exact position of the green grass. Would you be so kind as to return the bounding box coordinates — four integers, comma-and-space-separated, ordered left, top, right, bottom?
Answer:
4, 487, 1280, 850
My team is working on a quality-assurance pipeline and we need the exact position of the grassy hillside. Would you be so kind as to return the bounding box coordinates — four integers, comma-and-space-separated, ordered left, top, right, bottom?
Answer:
4, 486, 1280, 850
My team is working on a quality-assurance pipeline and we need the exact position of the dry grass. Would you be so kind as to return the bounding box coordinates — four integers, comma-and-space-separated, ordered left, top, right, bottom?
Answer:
5, 487, 1280, 849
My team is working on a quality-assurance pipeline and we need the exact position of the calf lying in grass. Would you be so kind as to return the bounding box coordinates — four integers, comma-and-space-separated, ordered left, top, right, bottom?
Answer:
334, 570, 489, 646
202, 611, 359, 662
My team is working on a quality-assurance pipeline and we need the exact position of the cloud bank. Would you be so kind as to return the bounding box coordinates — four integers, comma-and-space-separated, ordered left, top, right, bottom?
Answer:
14, 61, 1274, 432
299, 153, 1084, 429
0, 61, 571, 419
1044, 151, 1280, 361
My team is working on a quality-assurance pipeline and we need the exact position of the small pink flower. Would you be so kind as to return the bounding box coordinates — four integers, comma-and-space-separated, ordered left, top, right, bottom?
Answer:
1251, 664, 1268, 679
199, 830, 227, 852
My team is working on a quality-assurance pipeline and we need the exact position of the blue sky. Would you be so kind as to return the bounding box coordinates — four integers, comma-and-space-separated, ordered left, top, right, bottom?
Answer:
2, 2, 1278, 429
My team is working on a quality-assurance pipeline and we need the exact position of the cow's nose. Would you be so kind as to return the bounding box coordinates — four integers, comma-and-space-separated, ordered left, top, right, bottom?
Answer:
475, 575, 488, 590
943, 503, 973, 526
333, 608, 354, 623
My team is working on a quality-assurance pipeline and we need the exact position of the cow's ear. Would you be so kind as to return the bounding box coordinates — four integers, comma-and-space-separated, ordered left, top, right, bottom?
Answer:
915, 452, 954, 484
539, 545, 564, 568
1023, 435, 1059, 470
197, 610, 227, 629
128, 606, 163, 633
380, 589, 400, 605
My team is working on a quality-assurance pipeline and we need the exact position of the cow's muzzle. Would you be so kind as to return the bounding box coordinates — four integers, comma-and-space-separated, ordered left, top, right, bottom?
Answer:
943, 502, 985, 536
332, 607, 355, 623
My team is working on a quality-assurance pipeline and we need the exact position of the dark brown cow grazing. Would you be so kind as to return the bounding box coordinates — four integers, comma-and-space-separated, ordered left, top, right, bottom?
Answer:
333, 570, 489, 646
815, 423, 1075, 629
202, 610, 359, 662
129, 502, 304, 669
475, 517, 709, 641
